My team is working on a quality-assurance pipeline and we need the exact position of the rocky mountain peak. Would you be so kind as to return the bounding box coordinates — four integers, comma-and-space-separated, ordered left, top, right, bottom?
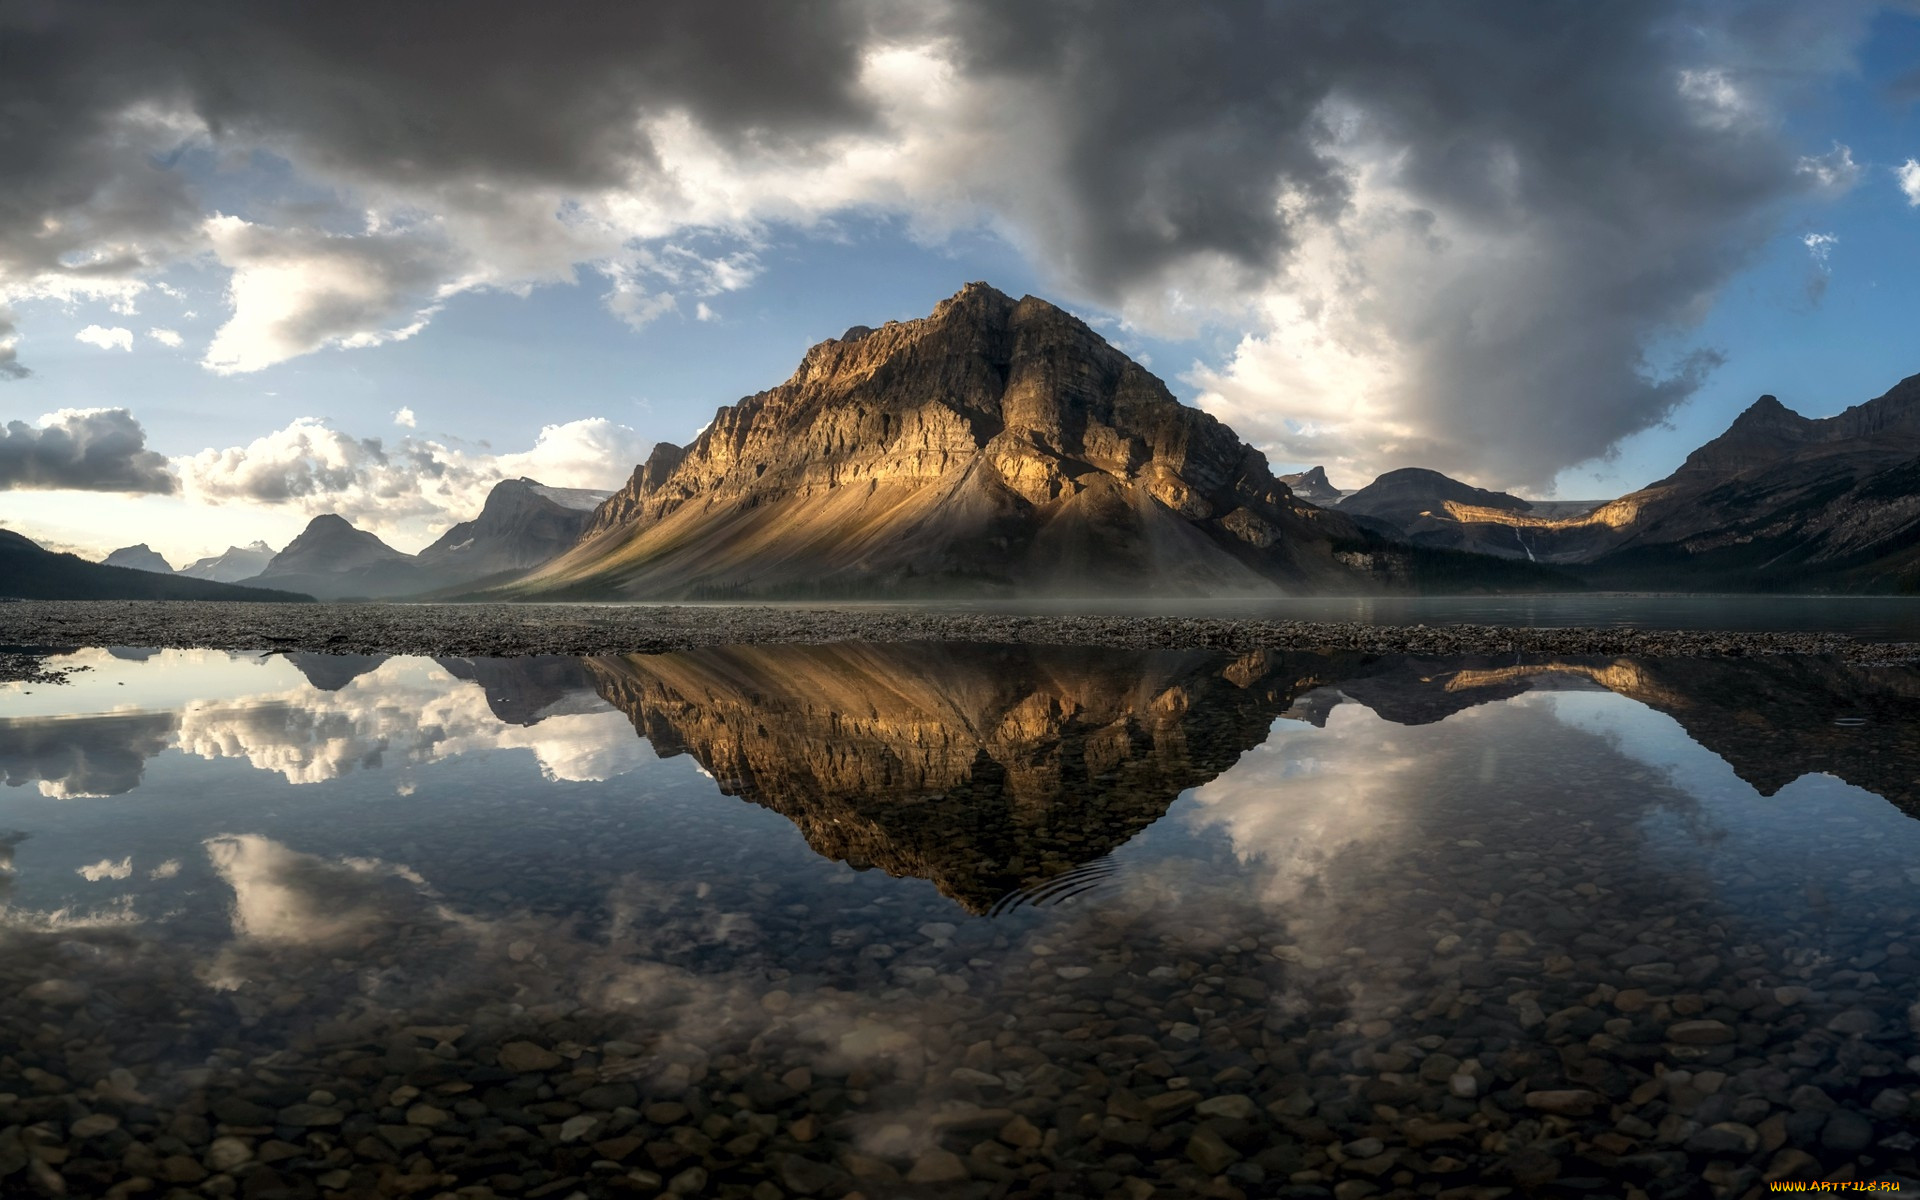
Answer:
582, 443, 688, 539
1674, 394, 1819, 480
1278, 466, 1342, 504
514, 282, 1366, 598
419, 476, 609, 578
262, 514, 409, 577
179, 540, 280, 584
102, 544, 175, 574
1339, 468, 1532, 520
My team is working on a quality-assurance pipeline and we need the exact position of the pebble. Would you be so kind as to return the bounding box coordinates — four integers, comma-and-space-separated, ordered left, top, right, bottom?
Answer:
905, 1149, 969, 1184
6, 623, 1920, 1200
1666, 1019, 1735, 1045
205, 1137, 253, 1172
497, 1040, 565, 1072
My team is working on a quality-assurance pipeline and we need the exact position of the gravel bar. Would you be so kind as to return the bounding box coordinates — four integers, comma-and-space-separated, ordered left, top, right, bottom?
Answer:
3, 600, 1916, 668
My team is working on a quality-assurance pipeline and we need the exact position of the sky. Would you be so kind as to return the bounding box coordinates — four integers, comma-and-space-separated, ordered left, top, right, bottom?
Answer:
2, 0, 1918, 565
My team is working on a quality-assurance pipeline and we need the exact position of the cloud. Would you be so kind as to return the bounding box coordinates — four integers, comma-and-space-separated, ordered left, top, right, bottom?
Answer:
176, 415, 647, 544
78, 856, 134, 882
1796, 143, 1860, 192
0, 307, 27, 380
200, 216, 462, 373
0, 0, 1892, 480
1900, 159, 1920, 206
75, 325, 134, 352
393, 406, 417, 428
0, 408, 178, 493
1802, 231, 1838, 305
147, 327, 182, 347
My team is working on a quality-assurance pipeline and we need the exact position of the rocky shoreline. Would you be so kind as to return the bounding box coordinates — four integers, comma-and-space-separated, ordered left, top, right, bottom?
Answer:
1, 601, 1914, 680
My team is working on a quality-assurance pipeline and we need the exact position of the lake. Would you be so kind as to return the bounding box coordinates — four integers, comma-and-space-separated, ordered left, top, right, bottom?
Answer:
4, 642, 1919, 1197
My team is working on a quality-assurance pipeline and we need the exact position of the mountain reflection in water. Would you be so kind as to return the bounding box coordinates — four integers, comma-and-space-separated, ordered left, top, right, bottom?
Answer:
3, 643, 1920, 1195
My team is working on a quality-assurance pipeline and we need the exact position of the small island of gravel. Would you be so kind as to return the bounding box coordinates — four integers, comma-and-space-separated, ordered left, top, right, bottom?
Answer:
2, 600, 1915, 682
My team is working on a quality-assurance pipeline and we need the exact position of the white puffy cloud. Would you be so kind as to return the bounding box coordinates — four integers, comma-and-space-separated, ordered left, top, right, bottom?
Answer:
147, 327, 182, 347
75, 325, 133, 352
200, 216, 462, 374
176, 414, 647, 546
392, 406, 416, 428
1899, 159, 1920, 207
1801, 231, 1838, 305
77, 856, 133, 882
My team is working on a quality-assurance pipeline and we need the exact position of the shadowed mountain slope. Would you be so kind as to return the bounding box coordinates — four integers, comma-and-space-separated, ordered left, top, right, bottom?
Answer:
418, 478, 608, 582
102, 544, 174, 574
1340, 373, 1920, 588
248, 515, 429, 601
0, 529, 309, 601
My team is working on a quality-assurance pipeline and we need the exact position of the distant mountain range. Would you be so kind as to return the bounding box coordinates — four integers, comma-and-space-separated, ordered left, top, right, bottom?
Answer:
0, 530, 309, 602
246, 479, 609, 600
181, 541, 277, 583
15, 282, 1919, 601
1302, 372, 1920, 591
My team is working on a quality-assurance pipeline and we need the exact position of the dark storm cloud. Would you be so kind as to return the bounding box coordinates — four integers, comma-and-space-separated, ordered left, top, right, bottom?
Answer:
0, 0, 873, 268
0, 0, 1894, 479
0, 409, 177, 493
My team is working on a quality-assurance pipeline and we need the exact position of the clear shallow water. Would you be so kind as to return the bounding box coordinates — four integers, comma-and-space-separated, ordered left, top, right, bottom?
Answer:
4, 645, 1920, 1198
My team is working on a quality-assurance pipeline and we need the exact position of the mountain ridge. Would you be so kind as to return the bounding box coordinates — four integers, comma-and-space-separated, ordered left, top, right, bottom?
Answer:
0, 529, 310, 602
1336, 371, 1920, 589
512, 282, 1371, 599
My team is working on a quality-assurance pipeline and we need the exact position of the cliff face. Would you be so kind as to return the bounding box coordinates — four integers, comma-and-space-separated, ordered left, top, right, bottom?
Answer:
584, 643, 1319, 912
1278, 465, 1344, 505
512, 283, 1366, 598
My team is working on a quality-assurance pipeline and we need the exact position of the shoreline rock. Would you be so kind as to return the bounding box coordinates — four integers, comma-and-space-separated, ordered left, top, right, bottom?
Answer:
0, 600, 1912, 678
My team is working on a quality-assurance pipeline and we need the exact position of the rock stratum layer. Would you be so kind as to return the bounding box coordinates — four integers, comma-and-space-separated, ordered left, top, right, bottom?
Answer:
509, 283, 1365, 599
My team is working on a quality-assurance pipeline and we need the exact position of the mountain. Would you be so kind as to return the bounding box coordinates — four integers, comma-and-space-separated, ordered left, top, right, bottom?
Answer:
101, 544, 174, 574
1583, 378, 1920, 588
0, 529, 310, 601
1335, 372, 1920, 588
506, 283, 1373, 599
1277, 465, 1344, 505
180, 541, 277, 583
1333, 468, 1547, 558
417, 477, 608, 583
247, 515, 430, 600
247, 479, 611, 601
